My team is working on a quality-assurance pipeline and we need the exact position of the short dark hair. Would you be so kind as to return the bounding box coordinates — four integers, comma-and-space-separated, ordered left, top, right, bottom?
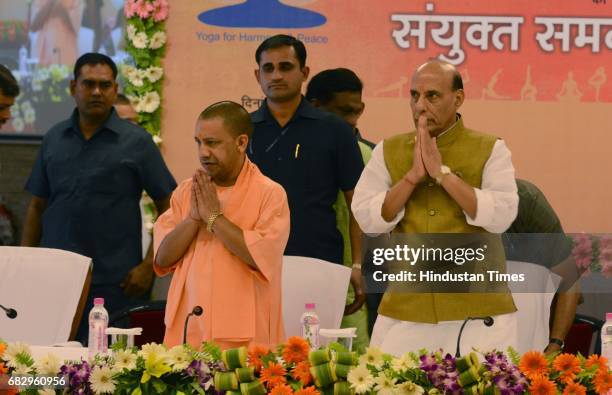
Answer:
305, 68, 363, 104
73, 52, 118, 80
0, 64, 19, 97
452, 70, 463, 91
255, 34, 307, 68
198, 101, 253, 138
115, 93, 131, 105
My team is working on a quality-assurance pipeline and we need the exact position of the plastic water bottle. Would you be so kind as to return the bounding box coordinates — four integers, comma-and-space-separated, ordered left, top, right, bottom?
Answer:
18, 45, 27, 75
602, 312, 612, 369
300, 303, 320, 349
88, 298, 109, 359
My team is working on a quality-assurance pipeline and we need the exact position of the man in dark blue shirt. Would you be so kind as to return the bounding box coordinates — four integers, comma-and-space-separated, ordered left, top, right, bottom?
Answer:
249, 35, 366, 314
21, 53, 176, 340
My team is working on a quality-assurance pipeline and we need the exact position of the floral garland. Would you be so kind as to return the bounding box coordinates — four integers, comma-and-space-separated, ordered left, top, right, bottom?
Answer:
121, 0, 169, 144
1, 337, 611, 395
572, 234, 612, 278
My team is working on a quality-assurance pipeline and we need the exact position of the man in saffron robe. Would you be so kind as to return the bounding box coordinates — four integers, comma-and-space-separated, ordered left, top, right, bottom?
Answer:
154, 101, 290, 349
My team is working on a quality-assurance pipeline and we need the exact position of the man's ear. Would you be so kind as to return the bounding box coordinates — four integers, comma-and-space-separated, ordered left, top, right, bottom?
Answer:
254, 69, 260, 84
301, 66, 310, 81
454, 89, 465, 109
237, 134, 249, 153
69, 79, 76, 97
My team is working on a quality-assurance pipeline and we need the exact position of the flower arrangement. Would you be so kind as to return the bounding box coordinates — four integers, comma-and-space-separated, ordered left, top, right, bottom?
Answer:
518, 350, 611, 394
6, 65, 73, 134
121, 0, 169, 141
0, 20, 28, 47
571, 234, 612, 278
1, 338, 610, 394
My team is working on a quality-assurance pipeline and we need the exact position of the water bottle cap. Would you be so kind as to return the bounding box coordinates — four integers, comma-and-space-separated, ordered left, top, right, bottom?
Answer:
93, 298, 104, 305
305, 303, 315, 310
607, 312, 612, 320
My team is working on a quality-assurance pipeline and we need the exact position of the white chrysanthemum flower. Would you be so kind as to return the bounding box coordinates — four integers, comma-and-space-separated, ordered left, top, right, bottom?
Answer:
145, 66, 163, 83
113, 349, 138, 371
168, 345, 192, 371
141, 91, 160, 113
24, 108, 36, 124
139, 342, 167, 360
31, 78, 42, 92
12, 117, 25, 132
149, 31, 166, 50
373, 373, 397, 395
121, 64, 136, 79
38, 389, 57, 395
35, 353, 61, 375
20, 100, 32, 111
359, 346, 385, 369
127, 69, 145, 87
395, 381, 425, 395
428, 389, 441, 395
89, 365, 116, 394
13, 363, 32, 374
391, 352, 417, 373
4, 342, 32, 367
132, 32, 148, 49
36, 68, 50, 81
347, 364, 375, 394
152, 135, 162, 145
126, 24, 137, 41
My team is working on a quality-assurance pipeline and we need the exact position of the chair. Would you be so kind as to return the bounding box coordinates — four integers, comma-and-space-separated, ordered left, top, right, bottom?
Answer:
109, 300, 166, 347
281, 256, 351, 339
564, 313, 604, 355
0, 247, 91, 345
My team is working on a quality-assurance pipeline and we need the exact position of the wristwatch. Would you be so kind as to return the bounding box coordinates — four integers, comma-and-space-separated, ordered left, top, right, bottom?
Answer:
435, 165, 451, 184
548, 337, 565, 349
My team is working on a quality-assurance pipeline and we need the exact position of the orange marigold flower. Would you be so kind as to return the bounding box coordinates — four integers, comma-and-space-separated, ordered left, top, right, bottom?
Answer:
593, 369, 612, 395
529, 375, 557, 395
295, 386, 321, 395
0, 362, 8, 375
270, 384, 294, 395
0, 342, 6, 356
248, 345, 270, 373
291, 361, 312, 385
260, 362, 287, 389
585, 355, 609, 372
520, 351, 549, 379
282, 336, 310, 364
562, 381, 587, 395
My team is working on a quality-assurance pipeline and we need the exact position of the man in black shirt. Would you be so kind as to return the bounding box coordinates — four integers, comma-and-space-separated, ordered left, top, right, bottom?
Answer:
248, 35, 365, 313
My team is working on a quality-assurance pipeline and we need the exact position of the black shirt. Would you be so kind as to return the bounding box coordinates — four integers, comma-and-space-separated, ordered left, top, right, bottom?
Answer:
25, 108, 177, 285
249, 98, 364, 264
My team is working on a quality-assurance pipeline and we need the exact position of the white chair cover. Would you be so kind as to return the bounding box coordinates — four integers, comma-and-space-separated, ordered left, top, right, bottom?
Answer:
0, 247, 91, 345
506, 260, 559, 354
281, 256, 351, 338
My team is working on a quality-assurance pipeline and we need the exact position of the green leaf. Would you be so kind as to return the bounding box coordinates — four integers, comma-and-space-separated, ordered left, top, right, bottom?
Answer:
152, 377, 168, 393
506, 347, 520, 365
131, 387, 143, 395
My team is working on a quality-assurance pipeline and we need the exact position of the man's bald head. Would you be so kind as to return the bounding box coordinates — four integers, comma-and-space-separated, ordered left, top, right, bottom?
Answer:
414, 59, 463, 92
197, 101, 253, 138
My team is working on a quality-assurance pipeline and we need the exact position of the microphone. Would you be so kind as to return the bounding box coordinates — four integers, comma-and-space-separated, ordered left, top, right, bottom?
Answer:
455, 316, 494, 357
0, 304, 17, 319
182, 306, 203, 345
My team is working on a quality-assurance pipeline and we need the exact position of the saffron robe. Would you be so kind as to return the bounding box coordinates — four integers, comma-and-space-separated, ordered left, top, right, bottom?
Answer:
154, 158, 290, 348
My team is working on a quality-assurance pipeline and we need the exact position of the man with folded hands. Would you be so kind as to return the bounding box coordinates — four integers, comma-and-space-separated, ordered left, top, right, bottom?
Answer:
154, 101, 290, 349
